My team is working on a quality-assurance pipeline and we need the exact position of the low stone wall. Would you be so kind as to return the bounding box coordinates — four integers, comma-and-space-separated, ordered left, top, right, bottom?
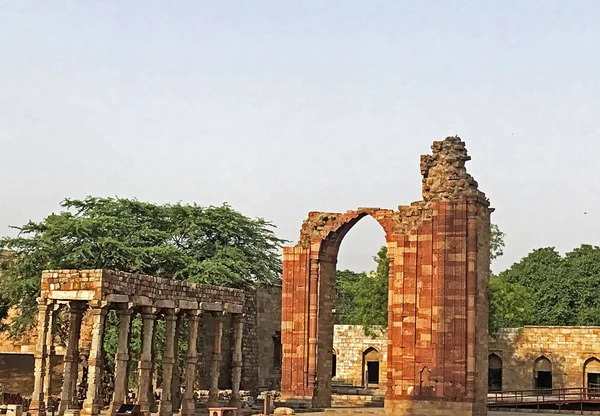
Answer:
489, 326, 600, 391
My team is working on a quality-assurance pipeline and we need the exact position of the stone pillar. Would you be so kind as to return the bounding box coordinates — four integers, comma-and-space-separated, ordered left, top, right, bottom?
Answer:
30, 299, 52, 415
59, 301, 86, 415
181, 311, 201, 416
207, 312, 224, 407
158, 311, 178, 416
43, 304, 59, 407
136, 308, 157, 416
108, 307, 133, 416
228, 313, 244, 408
171, 315, 183, 413
81, 304, 108, 416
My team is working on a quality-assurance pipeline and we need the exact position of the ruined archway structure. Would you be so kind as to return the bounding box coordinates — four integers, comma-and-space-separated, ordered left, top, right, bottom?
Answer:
281, 137, 492, 415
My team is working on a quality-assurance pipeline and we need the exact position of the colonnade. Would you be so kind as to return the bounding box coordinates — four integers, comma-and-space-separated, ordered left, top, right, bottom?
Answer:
30, 298, 244, 416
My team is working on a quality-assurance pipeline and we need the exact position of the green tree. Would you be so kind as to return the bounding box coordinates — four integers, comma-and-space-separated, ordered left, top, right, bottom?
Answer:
490, 223, 506, 261
488, 274, 533, 333
0, 196, 285, 335
335, 246, 389, 335
491, 244, 600, 330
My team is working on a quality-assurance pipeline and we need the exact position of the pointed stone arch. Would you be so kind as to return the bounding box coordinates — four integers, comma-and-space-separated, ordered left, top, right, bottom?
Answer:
534, 356, 553, 390
280, 137, 492, 415
584, 357, 600, 388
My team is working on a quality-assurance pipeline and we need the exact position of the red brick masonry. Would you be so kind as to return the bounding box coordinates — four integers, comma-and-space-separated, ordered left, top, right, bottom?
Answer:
280, 137, 492, 415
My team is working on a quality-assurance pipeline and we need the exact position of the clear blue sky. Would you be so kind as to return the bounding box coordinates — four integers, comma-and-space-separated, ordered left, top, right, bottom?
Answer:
1, 1, 599, 273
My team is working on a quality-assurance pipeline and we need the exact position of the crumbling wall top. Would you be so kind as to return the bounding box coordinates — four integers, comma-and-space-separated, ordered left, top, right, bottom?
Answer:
420, 136, 485, 202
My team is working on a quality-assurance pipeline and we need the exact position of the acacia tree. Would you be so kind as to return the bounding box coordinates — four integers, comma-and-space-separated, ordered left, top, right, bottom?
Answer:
0, 196, 285, 334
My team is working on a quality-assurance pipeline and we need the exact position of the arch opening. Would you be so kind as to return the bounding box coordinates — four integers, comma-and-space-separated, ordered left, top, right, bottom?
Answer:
488, 353, 502, 392
584, 357, 600, 389
316, 212, 389, 401
363, 347, 381, 387
534, 356, 553, 392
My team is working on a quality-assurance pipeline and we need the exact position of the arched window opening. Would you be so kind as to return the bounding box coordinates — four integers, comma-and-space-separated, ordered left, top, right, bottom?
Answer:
584, 357, 600, 390
534, 356, 552, 392
362, 347, 380, 387
488, 353, 502, 392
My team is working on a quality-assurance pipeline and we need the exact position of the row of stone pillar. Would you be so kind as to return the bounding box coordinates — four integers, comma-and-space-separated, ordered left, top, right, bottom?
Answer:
30, 299, 244, 416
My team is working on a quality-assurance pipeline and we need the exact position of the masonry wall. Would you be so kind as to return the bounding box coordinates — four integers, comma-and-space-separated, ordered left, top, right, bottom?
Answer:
255, 285, 282, 391
489, 326, 600, 391
332, 325, 387, 387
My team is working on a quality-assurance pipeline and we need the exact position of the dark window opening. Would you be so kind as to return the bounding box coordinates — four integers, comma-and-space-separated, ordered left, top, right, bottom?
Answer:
536, 371, 552, 391
332, 354, 337, 378
588, 372, 600, 388
488, 368, 502, 392
273, 332, 282, 369
367, 361, 379, 385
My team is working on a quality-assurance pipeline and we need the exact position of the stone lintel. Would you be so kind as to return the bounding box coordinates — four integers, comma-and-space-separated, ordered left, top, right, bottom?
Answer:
200, 301, 223, 312
106, 294, 130, 303
154, 299, 177, 309
132, 295, 152, 306
49, 290, 97, 301
224, 303, 243, 314
179, 300, 199, 310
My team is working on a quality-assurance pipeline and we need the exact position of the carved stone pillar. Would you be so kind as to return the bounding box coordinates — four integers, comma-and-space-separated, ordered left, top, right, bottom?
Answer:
228, 313, 244, 408
58, 301, 86, 415
158, 311, 178, 416
207, 312, 224, 407
81, 304, 108, 416
30, 299, 52, 415
108, 307, 133, 416
181, 311, 201, 416
136, 308, 157, 416
43, 304, 59, 406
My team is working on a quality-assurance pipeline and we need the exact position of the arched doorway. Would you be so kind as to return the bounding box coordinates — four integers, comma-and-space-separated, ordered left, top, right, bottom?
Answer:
362, 347, 381, 387
284, 209, 393, 407
534, 356, 552, 391
584, 357, 600, 389
488, 354, 502, 392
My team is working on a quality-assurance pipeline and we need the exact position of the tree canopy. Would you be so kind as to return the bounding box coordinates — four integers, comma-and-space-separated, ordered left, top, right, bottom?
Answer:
0, 196, 285, 334
335, 246, 389, 335
490, 244, 600, 332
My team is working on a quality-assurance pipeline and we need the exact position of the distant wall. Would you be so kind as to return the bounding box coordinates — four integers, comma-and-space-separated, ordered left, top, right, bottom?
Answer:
332, 325, 387, 387
255, 285, 282, 390
489, 326, 600, 391
0, 354, 64, 396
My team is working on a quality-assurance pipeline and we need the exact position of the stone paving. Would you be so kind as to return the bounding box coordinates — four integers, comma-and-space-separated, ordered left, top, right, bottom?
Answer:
299, 410, 573, 416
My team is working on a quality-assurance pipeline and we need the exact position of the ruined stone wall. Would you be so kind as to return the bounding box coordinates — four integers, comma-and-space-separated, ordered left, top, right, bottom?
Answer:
42, 270, 244, 307
332, 325, 387, 387
489, 326, 600, 391
255, 285, 282, 391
